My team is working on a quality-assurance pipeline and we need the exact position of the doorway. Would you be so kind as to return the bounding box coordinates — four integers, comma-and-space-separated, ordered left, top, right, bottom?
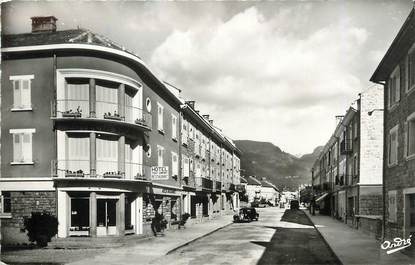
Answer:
97, 199, 117, 236
405, 193, 415, 237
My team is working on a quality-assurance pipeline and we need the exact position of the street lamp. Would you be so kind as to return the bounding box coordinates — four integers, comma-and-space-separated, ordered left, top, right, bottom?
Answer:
368, 109, 384, 116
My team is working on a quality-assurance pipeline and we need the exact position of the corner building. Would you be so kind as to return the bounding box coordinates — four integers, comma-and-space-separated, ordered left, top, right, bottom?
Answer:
0, 16, 241, 244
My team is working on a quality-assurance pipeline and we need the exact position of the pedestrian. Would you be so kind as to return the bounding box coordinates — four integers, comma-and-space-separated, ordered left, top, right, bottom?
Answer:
311, 196, 316, 216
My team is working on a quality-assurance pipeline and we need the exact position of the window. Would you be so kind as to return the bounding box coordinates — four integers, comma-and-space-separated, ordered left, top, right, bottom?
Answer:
10, 75, 34, 110
388, 125, 399, 166
189, 124, 194, 140
1, 192, 11, 213
353, 154, 358, 177
182, 120, 188, 145
10, 128, 35, 164
407, 51, 415, 92
157, 145, 164, 167
388, 190, 397, 223
388, 66, 400, 109
146, 144, 152, 158
171, 114, 177, 140
157, 103, 164, 132
406, 113, 415, 158
182, 155, 190, 177
171, 152, 178, 177
145, 97, 152, 112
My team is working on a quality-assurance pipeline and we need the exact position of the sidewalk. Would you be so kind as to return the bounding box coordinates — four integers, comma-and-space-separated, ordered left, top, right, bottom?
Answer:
305, 211, 414, 265
69, 215, 233, 265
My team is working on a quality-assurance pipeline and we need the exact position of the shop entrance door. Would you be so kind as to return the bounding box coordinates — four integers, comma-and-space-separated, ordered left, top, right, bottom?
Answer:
405, 193, 415, 237
97, 199, 117, 236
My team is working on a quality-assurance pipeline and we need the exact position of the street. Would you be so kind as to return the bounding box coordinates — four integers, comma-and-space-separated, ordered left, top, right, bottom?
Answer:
152, 207, 341, 265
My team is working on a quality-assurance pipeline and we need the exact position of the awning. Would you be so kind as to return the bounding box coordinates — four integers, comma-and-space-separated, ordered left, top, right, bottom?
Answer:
315, 193, 329, 203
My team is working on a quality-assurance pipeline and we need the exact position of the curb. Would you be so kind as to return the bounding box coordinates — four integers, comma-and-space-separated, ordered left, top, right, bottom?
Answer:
302, 210, 343, 265
165, 222, 233, 255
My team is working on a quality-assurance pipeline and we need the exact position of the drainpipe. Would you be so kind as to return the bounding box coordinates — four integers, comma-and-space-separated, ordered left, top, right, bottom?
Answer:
374, 80, 387, 241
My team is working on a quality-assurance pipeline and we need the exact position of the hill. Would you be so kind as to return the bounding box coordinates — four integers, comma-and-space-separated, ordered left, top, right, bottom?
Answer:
234, 140, 322, 191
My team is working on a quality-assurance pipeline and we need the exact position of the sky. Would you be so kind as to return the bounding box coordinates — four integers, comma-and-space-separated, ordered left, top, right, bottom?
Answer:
2, 1, 413, 156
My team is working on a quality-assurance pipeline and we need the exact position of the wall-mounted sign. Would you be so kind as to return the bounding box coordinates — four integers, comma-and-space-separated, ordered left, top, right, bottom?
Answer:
151, 166, 169, 180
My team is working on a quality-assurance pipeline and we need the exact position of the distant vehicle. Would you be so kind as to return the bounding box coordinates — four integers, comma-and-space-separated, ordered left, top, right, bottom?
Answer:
290, 200, 300, 210
233, 207, 259, 222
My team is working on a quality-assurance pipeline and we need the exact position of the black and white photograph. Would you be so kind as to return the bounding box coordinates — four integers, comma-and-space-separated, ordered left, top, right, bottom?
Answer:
0, 0, 415, 264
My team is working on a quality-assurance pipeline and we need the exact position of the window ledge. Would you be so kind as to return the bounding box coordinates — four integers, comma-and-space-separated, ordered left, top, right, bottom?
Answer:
172, 137, 177, 142
11, 107, 33, 112
0, 213, 12, 219
388, 103, 399, 113
11, 162, 34, 165
406, 154, 415, 161
158, 129, 165, 135
406, 85, 415, 96
387, 162, 398, 168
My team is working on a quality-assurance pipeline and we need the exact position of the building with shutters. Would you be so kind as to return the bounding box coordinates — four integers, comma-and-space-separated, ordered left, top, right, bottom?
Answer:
0, 16, 241, 245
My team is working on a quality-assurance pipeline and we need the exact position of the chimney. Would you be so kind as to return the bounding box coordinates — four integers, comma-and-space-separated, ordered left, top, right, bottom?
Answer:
209, 119, 214, 126
202, 115, 210, 120
186, 101, 195, 109
31, 16, 58, 33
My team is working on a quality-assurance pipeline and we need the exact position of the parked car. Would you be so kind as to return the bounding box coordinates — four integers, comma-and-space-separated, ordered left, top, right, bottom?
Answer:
233, 207, 259, 222
290, 200, 300, 210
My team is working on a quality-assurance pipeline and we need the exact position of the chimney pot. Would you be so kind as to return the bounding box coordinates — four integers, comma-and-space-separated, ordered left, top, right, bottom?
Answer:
202, 115, 210, 120
31, 16, 58, 33
209, 119, 214, 125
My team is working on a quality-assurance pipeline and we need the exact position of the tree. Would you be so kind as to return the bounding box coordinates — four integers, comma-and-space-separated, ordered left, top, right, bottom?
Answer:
24, 212, 58, 247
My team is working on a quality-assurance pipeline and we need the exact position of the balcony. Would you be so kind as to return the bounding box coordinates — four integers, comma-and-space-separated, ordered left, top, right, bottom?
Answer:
51, 160, 151, 181
195, 177, 213, 191
215, 181, 221, 191
51, 100, 152, 138
340, 139, 353, 154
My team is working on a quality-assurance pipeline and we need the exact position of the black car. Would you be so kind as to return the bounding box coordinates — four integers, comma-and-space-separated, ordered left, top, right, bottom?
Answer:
290, 200, 300, 210
233, 207, 259, 222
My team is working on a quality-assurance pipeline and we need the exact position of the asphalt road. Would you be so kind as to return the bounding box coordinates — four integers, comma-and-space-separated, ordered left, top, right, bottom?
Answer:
153, 207, 341, 265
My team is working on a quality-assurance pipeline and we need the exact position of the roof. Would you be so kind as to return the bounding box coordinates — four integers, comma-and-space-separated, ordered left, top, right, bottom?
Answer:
246, 176, 262, 186
240, 176, 247, 183
2, 29, 140, 58
371, 8, 415, 82
260, 180, 278, 191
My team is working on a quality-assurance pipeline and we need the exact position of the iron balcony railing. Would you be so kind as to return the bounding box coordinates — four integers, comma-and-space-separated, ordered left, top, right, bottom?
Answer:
51, 99, 152, 130
51, 160, 151, 181
195, 177, 213, 191
340, 138, 353, 154
215, 181, 222, 191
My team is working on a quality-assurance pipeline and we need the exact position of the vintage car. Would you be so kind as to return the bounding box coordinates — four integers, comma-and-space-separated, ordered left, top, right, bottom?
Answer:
233, 207, 259, 222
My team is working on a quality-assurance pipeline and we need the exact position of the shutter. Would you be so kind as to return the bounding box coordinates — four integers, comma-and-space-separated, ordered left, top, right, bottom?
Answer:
404, 121, 408, 158
397, 68, 401, 102
13, 80, 21, 108
406, 56, 410, 92
13, 134, 22, 162
22, 133, 32, 162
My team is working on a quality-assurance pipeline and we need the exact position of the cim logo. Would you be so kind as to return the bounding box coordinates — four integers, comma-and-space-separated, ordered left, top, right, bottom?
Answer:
381, 235, 412, 254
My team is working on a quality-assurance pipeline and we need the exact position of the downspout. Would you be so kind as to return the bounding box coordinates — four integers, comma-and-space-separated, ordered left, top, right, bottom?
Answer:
374, 80, 387, 241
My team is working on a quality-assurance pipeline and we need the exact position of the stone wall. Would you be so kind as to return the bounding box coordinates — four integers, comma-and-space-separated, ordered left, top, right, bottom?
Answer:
1, 191, 56, 245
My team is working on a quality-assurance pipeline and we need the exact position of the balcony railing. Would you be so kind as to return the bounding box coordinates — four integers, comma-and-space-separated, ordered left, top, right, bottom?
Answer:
51, 100, 152, 130
51, 160, 151, 181
215, 181, 221, 191
195, 177, 213, 191
340, 139, 353, 154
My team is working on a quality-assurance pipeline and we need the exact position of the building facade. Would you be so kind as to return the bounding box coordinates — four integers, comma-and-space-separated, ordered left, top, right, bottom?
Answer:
312, 84, 384, 238
0, 17, 241, 245
371, 7, 415, 240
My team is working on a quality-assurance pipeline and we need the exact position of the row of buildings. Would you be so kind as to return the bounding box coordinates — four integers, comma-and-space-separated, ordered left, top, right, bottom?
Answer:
312, 6, 415, 240
0, 16, 242, 244
240, 176, 279, 206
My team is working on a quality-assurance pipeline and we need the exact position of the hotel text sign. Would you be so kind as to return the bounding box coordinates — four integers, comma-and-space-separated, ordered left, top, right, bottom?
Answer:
151, 166, 169, 180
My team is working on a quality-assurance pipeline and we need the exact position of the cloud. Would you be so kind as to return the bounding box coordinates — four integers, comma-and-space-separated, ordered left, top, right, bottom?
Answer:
150, 6, 367, 154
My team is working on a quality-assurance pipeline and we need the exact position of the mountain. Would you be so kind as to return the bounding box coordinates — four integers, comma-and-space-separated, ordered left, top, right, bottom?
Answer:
234, 140, 323, 191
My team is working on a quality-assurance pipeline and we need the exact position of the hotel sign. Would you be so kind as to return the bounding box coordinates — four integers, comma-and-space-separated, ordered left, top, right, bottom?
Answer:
151, 166, 169, 180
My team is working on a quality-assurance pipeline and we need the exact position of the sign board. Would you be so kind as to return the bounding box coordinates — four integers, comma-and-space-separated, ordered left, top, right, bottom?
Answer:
151, 166, 169, 180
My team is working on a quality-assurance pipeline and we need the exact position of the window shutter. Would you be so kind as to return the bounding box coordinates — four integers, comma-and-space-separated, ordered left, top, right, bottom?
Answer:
406, 56, 410, 92
396, 69, 401, 102
22, 133, 32, 162
13, 134, 22, 162
13, 81, 21, 108
404, 121, 408, 158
